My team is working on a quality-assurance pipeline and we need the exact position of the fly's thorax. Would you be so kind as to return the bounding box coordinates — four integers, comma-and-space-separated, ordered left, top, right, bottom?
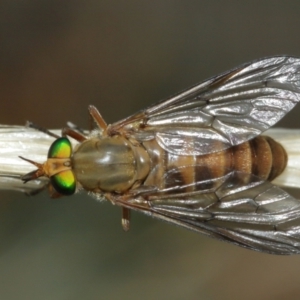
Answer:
72, 136, 150, 193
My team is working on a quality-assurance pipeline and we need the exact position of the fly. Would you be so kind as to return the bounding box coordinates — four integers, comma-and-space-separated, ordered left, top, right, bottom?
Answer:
20, 56, 300, 255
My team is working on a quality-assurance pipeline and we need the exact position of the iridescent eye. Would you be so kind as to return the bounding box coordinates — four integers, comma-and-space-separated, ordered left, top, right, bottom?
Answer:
48, 137, 72, 158
50, 170, 76, 195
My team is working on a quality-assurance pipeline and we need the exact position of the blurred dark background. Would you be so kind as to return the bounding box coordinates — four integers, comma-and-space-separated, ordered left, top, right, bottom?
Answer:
1, 1, 300, 299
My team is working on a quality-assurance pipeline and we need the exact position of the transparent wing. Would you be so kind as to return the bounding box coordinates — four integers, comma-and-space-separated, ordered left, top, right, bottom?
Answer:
117, 172, 300, 255
111, 56, 300, 155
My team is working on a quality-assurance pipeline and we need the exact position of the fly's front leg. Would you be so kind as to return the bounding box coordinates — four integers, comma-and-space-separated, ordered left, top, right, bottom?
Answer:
61, 127, 87, 142
66, 122, 86, 135
26, 120, 87, 142
25, 121, 60, 138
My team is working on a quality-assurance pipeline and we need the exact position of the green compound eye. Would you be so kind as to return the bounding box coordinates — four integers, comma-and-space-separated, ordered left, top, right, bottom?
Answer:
50, 170, 76, 195
48, 137, 72, 158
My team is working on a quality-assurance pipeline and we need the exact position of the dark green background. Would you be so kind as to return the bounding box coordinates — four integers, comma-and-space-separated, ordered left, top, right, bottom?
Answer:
1, 1, 300, 299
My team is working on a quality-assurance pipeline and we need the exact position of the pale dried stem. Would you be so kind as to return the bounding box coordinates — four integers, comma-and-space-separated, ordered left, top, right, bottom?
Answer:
0, 125, 299, 194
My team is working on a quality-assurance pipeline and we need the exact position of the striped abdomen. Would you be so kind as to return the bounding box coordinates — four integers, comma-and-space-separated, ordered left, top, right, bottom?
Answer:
142, 136, 287, 191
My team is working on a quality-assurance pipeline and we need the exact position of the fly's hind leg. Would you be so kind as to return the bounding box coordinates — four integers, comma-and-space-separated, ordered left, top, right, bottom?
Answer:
104, 186, 157, 231
104, 192, 131, 231
122, 208, 131, 231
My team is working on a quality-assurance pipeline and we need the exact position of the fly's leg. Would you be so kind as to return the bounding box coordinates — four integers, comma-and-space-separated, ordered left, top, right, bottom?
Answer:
104, 186, 157, 231
27, 119, 88, 142
26, 121, 59, 138
61, 127, 87, 142
122, 208, 131, 231
104, 193, 132, 231
88, 105, 108, 132
66, 122, 86, 135
88, 105, 133, 137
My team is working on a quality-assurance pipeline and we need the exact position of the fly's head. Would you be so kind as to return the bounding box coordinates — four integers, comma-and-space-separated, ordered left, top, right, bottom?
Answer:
20, 137, 76, 196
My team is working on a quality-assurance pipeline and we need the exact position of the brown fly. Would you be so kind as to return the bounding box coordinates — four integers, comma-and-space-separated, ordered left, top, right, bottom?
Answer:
20, 56, 300, 254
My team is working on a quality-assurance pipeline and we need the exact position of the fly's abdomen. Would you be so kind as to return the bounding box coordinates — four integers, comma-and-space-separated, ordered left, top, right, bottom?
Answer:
143, 136, 287, 192
232, 136, 287, 181
241, 135, 287, 181
143, 139, 232, 191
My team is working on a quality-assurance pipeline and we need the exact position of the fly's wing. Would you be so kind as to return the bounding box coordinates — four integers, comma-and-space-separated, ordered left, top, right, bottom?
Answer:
117, 172, 300, 255
111, 56, 300, 155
